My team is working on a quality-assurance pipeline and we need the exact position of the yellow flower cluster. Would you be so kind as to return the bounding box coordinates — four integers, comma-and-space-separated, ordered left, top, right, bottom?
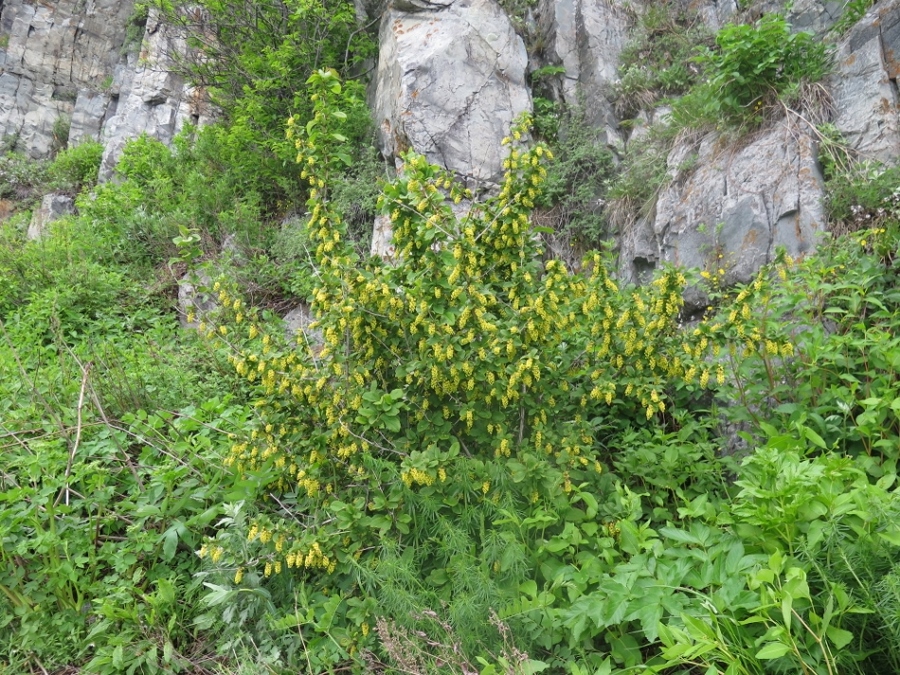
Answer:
205, 88, 818, 604
285, 542, 335, 573
401, 467, 434, 487
198, 544, 225, 564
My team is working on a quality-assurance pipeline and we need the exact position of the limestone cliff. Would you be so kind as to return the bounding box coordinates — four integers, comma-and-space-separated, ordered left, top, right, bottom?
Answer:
0, 0, 207, 173
3, 0, 900, 284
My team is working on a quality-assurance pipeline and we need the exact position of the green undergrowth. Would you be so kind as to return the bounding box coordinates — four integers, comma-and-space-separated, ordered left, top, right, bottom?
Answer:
613, 3, 713, 118
0, 140, 103, 208
0, 5, 375, 667
179, 73, 900, 675
0, 9, 898, 675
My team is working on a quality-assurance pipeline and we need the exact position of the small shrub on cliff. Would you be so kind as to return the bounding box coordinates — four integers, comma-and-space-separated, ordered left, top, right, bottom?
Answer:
536, 106, 616, 249
160, 0, 376, 213
826, 160, 900, 232
672, 14, 830, 128
46, 140, 103, 195
614, 3, 713, 117
0, 152, 47, 203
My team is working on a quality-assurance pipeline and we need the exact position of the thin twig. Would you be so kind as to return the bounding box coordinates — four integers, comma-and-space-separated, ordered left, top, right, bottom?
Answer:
56, 362, 92, 508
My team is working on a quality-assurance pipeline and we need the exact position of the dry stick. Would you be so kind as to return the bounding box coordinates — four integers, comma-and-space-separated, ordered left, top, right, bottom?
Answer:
0, 422, 104, 444
0, 426, 58, 439
64, 343, 146, 492
104, 418, 200, 476
56, 361, 92, 508
0, 424, 33, 454
31, 655, 50, 675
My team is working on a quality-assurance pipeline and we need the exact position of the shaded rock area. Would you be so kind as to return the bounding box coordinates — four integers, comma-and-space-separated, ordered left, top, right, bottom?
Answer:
616, 0, 900, 291
535, 0, 631, 151
754, 0, 842, 34
0, 0, 134, 156
374, 0, 530, 189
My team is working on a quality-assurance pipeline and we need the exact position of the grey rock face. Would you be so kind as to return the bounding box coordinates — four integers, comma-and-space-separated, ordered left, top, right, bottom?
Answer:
693, 0, 740, 32
27, 193, 75, 240
830, 1, 900, 162
0, 0, 206, 178
99, 8, 210, 178
374, 0, 530, 189
535, 0, 631, 151
0, 0, 134, 156
621, 120, 825, 297
753, 0, 843, 35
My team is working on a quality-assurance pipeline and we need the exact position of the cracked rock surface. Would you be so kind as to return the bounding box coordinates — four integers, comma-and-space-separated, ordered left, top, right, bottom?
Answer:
0, 0, 206, 168
621, 120, 825, 296
0, 0, 133, 156
535, 0, 632, 152
830, 1, 900, 162
374, 0, 530, 189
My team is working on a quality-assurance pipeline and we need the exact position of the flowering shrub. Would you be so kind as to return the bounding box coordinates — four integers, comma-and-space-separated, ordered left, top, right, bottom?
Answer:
190, 70, 800, 671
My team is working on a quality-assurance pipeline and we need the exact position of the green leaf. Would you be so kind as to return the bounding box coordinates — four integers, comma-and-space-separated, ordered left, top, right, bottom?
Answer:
825, 625, 854, 649
519, 580, 538, 598
113, 645, 125, 668
756, 642, 791, 659
162, 527, 179, 562
803, 426, 827, 449
659, 526, 702, 545
156, 577, 176, 605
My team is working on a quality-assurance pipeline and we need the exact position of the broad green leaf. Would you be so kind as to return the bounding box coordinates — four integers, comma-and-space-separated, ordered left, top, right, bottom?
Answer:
162, 527, 179, 562
756, 642, 791, 659
825, 625, 854, 649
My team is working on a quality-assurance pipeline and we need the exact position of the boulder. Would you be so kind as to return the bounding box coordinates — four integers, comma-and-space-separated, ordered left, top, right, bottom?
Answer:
374, 0, 530, 189
27, 193, 75, 240
621, 120, 826, 302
